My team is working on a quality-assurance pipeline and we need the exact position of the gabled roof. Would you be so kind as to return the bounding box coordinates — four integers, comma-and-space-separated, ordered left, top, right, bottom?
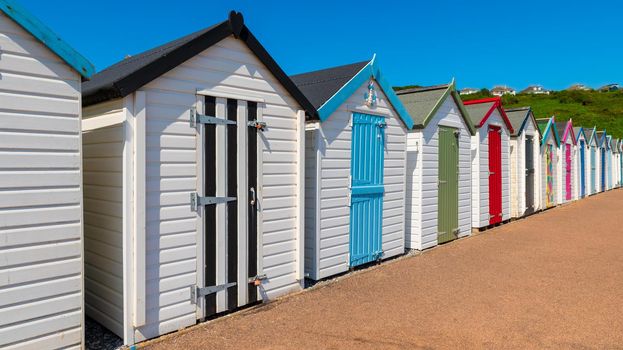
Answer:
395, 80, 475, 135
574, 127, 587, 143
585, 126, 598, 146
290, 55, 413, 128
462, 97, 514, 133
0, 0, 94, 78
612, 138, 620, 153
82, 11, 316, 118
596, 131, 608, 148
536, 117, 561, 147
504, 106, 539, 137
555, 119, 577, 145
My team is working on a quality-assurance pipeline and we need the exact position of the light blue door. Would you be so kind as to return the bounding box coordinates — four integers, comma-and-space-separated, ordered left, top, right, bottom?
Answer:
591, 147, 596, 193
580, 140, 585, 197
349, 113, 385, 267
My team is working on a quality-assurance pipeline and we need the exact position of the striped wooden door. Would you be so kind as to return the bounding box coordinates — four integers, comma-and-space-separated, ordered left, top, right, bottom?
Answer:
525, 136, 535, 215
488, 127, 502, 225
349, 113, 385, 267
546, 144, 554, 207
565, 143, 572, 200
438, 126, 459, 244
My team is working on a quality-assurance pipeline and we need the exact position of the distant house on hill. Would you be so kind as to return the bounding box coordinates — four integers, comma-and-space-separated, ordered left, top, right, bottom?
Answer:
520, 85, 550, 95
567, 84, 592, 91
491, 85, 516, 96
598, 83, 620, 92
460, 87, 479, 95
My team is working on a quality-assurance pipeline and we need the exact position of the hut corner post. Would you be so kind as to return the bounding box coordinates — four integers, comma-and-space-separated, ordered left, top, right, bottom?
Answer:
296, 110, 306, 286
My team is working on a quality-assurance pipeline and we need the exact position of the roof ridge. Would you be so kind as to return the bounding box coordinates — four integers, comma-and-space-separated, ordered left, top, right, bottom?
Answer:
395, 84, 449, 95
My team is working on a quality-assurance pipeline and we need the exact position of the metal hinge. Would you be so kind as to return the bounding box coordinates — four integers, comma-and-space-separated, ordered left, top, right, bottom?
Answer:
452, 228, 460, 235
248, 274, 268, 285
248, 120, 267, 130
190, 282, 237, 304
189, 107, 236, 128
190, 192, 236, 212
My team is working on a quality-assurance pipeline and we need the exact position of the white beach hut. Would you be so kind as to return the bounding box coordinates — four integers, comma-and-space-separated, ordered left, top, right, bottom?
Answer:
554, 119, 576, 203
0, 1, 94, 348
573, 127, 589, 199
463, 97, 514, 229
395, 82, 475, 249
292, 57, 411, 280
536, 117, 560, 209
505, 107, 541, 218
80, 12, 315, 345
584, 127, 600, 195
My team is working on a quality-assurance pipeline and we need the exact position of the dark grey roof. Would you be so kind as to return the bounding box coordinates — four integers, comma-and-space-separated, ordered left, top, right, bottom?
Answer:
395, 84, 449, 126
464, 101, 495, 126
289, 61, 368, 109
82, 11, 316, 118
555, 121, 568, 138
504, 107, 531, 137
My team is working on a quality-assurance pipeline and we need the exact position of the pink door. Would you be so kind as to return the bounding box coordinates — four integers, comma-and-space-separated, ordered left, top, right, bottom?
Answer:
566, 143, 572, 200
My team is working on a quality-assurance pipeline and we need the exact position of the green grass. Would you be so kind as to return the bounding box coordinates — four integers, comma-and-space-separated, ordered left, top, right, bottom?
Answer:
393, 87, 623, 138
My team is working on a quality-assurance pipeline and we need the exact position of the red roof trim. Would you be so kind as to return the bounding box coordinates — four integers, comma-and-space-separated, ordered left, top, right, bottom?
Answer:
463, 97, 515, 134
561, 119, 577, 145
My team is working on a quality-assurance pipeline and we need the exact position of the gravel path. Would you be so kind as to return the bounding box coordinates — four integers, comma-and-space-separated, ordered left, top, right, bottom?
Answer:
141, 189, 623, 349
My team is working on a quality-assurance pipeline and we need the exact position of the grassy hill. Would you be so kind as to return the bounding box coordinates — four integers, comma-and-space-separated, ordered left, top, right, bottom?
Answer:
394, 87, 623, 138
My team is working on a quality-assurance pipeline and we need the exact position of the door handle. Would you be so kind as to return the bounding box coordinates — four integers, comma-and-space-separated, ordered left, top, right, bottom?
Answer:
249, 187, 256, 205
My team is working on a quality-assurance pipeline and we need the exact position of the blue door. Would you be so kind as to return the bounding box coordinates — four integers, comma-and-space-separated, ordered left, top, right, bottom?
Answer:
349, 113, 385, 267
591, 148, 596, 194
601, 148, 606, 191
580, 140, 585, 197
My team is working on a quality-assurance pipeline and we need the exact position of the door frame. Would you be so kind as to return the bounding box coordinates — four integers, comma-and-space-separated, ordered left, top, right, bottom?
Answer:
348, 111, 387, 266
437, 125, 459, 243
524, 134, 535, 215
195, 91, 265, 320
487, 125, 503, 225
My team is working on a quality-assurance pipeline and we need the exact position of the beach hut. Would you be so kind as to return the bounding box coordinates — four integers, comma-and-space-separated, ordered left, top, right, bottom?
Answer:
505, 107, 541, 218
612, 138, 620, 188
80, 12, 316, 345
463, 97, 514, 229
292, 57, 411, 280
555, 119, 576, 203
573, 127, 589, 198
0, 1, 94, 349
596, 131, 608, 192
585, 126, 600, 194
536, 117, 561, 208
606, 135, 614, 190
395, 82, 475, 250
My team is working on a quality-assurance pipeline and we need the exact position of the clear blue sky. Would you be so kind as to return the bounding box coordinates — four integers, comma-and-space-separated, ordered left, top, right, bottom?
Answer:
21, 0, 623, 90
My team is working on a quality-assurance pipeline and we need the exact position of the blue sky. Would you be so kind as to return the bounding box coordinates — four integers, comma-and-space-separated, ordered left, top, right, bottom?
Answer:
21, 0, 623, 90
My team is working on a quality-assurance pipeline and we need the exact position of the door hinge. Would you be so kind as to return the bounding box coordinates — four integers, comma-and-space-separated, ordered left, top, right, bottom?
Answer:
190, 192, 236, 212
248, 120, 267, 130
190, 282, 237, 304
248, 274, 268, 285
189, 107, 236, 128
452, 228, 460, 235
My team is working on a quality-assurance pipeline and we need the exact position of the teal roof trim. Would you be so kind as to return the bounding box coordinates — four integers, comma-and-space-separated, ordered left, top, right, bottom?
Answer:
317, 55, 414, 129
541, 117, 561, 147
0, 0, 94, 78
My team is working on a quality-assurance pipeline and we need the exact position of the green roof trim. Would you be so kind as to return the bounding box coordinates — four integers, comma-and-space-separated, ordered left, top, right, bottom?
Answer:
396, 80, 475, 135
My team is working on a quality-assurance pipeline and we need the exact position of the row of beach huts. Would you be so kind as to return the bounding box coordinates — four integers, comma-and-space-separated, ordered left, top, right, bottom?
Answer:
1, 5, 622, 349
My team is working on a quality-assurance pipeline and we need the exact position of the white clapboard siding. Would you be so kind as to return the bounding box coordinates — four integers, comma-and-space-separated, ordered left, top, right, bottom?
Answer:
0, 11, 83, 350
306, 79, 407, 280
304, 130, 319, 279
129, 35, 303, 341
406, 97, 471, 250
82, 124, 125, 337
471, 109, 510, 228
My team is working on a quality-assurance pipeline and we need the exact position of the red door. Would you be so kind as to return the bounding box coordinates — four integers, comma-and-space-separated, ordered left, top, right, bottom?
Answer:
488, 126, 502, 224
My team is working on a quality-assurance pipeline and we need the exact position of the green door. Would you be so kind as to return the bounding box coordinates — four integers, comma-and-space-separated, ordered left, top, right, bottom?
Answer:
438, 126, 459, 244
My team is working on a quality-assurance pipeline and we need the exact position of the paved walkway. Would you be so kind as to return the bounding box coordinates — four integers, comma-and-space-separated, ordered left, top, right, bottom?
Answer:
143, 190, 623, 349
